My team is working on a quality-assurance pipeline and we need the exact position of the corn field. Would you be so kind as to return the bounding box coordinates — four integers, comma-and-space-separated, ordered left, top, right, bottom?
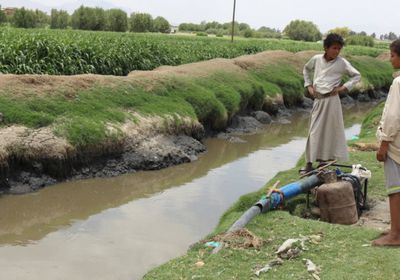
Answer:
0, 27, 385, 76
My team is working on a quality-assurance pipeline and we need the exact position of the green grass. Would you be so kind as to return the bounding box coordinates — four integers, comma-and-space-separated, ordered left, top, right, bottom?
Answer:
348, 56, 393, 90
250, 62, 305, 106
0, 86, 196, 146
144, 99, 398, 280
145, 209, 399, 279
359, 102, 385, 139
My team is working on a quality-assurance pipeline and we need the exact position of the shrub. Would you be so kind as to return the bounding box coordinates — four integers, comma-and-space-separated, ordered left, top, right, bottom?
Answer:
206, 28, 218, 35
328, 27, 352, 39
283, 20, 322, 42
196, 32, 208, 37
243, 29, 253, 38
346, 35, 374, 47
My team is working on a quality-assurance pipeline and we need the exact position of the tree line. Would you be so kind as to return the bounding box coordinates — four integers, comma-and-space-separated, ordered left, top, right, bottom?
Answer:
380, 32, 399, 41
179, 19, 395, 47
0, 5, 171, 33
179, 21, 281, 39
1, 5, 399, 45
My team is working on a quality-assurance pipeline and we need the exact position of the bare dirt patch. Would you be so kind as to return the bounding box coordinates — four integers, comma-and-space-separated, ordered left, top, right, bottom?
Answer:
128, 58, 245, 91
212, 228, 264, 249
351, 142, 379, 152
357, 198, 390, 232
295, 50, 321, 63
234, 50, 308, 72
0, 126, 73, 162
377, 51, 390, 61
0, 74, 125, 97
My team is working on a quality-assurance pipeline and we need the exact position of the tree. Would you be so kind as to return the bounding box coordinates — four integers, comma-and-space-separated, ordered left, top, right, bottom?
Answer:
243, 28, 253, 38
71, 6, 106, 31
0, 5, 6, 24
388, 32, 398, 41
12, 8, 38, 28
71, 6, 88, 29
153, 16, 170, 33
50, 9, 69, 29
238, 22, 250, 31
129, 13, 153, 32
91, 7, 106, 31
222, 22, 232, 30
346, 35, 374, 47
35, 9, 50, 27
371, 33, 376, 39
106, 9, 127, 32
328, 27, 351, 39
284, 20, 321, 42
222, 21, 239, 35
178, 22, 205, 32
205, 21, 222, 30
257, 26, 281, 39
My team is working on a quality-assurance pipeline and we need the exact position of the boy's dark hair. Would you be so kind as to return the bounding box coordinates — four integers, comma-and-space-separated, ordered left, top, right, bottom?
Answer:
390, 39, 400, 56
324, 33, 345, 48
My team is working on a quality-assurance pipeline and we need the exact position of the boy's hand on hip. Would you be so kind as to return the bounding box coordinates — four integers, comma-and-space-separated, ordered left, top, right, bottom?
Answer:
307, 86, 315, 97
333, 86, 347, 96
376, 141, 389, 162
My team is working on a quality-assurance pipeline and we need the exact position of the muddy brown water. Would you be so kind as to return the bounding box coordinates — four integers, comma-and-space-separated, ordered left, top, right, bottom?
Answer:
0, 104, 375, 280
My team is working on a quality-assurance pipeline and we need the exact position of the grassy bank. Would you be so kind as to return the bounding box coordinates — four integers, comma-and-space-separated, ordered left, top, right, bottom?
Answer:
144, 104, 400, 279
0, 52, 393, 148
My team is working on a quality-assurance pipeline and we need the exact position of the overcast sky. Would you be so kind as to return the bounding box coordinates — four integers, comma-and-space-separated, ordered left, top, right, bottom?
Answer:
4, 0, 399, 36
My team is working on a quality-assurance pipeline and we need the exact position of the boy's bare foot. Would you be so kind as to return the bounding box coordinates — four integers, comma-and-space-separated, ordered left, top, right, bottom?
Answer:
379, 228, 390, 236
372, 233, 400, 246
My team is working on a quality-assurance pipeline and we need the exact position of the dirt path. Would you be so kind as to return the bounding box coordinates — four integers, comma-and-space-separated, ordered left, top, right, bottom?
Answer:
358, 198, 390, 232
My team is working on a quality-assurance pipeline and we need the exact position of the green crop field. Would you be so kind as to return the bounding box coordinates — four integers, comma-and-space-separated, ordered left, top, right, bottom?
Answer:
0, 27, 386, 76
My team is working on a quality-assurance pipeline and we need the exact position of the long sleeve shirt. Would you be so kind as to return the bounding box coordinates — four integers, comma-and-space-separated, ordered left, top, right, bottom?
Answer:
377, 75, 400, 164
303, 54, 361, 94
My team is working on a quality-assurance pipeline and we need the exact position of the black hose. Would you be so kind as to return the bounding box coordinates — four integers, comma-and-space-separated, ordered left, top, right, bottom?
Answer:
331, 163, 367, 171
339, 174, 367, 216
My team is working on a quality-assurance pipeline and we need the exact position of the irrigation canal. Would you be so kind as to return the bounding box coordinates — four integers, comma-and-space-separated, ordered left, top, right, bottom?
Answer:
0, 103, 375, 280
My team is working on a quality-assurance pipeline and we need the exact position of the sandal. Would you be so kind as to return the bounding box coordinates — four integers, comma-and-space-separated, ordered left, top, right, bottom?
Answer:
298, 167, 315, 175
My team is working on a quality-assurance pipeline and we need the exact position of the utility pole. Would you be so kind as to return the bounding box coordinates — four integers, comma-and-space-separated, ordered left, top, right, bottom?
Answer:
231, 0, 236, 42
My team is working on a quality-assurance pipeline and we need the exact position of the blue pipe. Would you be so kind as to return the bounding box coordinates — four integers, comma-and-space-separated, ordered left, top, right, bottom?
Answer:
228, 175, 321, 232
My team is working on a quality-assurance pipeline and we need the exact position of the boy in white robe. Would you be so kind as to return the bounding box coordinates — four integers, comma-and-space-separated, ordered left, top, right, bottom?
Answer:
302, 33, 361, 172
373, 39, 400, 246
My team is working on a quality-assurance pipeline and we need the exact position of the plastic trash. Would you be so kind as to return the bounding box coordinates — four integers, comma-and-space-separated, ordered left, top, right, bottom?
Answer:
276, 238, 300, 254
303, 259, 317, 272
254, 258, 283, 277
351, 164, 372, 179
276, 237, 308, 255
205, 241, 220, 248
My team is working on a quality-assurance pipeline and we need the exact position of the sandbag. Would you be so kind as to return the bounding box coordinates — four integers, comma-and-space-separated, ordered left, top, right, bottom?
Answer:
317, 181, 358, 225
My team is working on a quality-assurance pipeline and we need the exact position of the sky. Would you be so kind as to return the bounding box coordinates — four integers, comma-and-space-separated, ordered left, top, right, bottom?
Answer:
3, 0, 398, 36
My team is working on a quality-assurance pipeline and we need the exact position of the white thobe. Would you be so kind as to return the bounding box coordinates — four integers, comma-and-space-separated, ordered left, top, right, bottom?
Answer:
377, 74, 400, 164
303, 54, 361, 162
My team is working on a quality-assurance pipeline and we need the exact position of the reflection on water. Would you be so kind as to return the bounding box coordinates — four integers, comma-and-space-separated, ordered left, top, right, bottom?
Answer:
0, 104, 374, 280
